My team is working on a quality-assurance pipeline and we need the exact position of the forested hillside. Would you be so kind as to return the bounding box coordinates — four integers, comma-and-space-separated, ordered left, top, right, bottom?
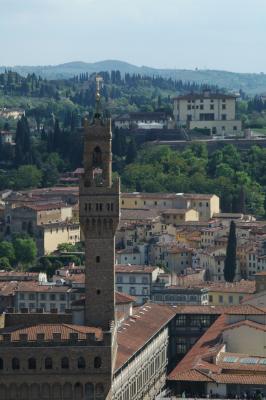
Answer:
1, 70, 266, 217
1, 60, 266, 94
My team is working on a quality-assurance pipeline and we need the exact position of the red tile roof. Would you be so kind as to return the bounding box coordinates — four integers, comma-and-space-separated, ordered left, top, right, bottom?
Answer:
116, 303, 175, 371
223, 319, 266, 332
115, 264, 157, 273
0, 323, 102, 341
168, 308, 266, 385
115, 292, 136, 304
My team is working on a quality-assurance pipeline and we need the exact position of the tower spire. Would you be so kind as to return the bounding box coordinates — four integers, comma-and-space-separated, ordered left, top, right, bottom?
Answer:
95, 75, 103, 119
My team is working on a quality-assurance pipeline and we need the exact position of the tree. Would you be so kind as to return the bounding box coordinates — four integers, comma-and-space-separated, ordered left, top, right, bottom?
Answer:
15, 115, 32, 165
126, 138, 137, 164
224, 221, 237, 282
13, 238, 37, 267
0, 241, 15, 264
13, 165, 43, 189
57, 243, 76, 252
0, 257, 11, 270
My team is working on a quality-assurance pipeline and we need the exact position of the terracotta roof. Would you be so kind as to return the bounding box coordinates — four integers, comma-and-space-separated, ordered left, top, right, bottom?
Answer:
15, 281, 72, 293
168, 314, 227, 381
0, 281, 18, 296
121, 208, 160, 221
72, 292, 136, 306
174, 93, 236, 101
223, 319, 266, 332
18, 203, 68, 211
115, 292, 136, 304
116, 303, 175, 371
168, 307, 266, 385
213, 374, 266, 385
183, 193, 217, 200
0, 271, 38, 279
121, 192, 178, 200
0, 323, 102, 341
161, 209, 195, 215
204, 280, 256, 294
255, 271, 266, 276
115, 264, 157, 274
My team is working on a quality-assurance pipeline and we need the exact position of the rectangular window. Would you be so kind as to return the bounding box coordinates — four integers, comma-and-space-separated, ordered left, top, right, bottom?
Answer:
229, 295, 233, 304
50, 294, 56, 301
60, 303, 65, 312
222, 114, 227, 120
142, 287, 148, 295
199, 113, 215, 121
209, 295, 213, 303
40, 293, 46, 300
219, 295, 223, 303
60, 294, 66, 301
176, 315, 186, 326
129, 287, 136, 295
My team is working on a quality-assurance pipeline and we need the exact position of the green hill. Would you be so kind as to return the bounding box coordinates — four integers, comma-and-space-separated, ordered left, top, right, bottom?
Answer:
1, 60, 266, 94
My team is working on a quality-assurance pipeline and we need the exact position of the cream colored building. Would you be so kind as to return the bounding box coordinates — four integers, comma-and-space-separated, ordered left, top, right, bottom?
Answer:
40, 222, 80, 255
121, 192, 220, 221
161, 208, 199, 224
173, 92, 242, 136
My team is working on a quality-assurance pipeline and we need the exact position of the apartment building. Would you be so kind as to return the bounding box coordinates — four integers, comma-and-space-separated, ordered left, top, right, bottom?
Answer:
14, 281, 83, 313
115, 264, 162, 304
173, 91, 242, 136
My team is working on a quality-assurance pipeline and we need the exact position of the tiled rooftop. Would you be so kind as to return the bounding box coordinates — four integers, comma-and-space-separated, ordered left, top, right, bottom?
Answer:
116, 303, 175, 371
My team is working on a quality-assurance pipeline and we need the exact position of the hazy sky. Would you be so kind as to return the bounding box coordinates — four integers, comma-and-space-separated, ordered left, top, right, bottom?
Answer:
1, 0, 266, 73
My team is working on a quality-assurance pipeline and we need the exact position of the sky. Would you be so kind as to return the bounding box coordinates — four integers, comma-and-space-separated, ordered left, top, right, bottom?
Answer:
1, 0, 266, 73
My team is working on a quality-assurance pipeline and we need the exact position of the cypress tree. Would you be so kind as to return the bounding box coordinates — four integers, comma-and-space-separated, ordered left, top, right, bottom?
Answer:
15, 115, 31, 166
126, 138, 137, 164
224, 221, 237, 282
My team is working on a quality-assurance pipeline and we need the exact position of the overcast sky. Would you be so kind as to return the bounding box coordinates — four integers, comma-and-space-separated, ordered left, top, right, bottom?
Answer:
1, 0, 266, 73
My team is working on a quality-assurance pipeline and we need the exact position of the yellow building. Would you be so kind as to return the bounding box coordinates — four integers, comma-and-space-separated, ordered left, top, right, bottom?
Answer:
39, 222, 80, 255
121, 192, 220, 221
161, 209, 199, 224
207, 281, 256, 306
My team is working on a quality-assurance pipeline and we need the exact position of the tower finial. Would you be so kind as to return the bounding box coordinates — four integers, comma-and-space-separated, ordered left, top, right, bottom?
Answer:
95, 75, 103, 119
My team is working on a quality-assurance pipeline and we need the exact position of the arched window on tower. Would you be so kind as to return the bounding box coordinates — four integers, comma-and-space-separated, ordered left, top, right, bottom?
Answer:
12, 358, 20, 370
0, 358, 3, 370
28, 357, 36, 370
92, 146, 102, 167
94, 357, 101, 369
44, 357, 53, 369
61, 357, 69, 369
77, 357, 86, 369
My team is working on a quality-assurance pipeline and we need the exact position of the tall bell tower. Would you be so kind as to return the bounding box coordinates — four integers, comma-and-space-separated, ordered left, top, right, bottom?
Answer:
79, 76, 120, 331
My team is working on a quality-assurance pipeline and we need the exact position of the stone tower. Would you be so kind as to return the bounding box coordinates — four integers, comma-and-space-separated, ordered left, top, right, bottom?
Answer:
79, 76, 120, 332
